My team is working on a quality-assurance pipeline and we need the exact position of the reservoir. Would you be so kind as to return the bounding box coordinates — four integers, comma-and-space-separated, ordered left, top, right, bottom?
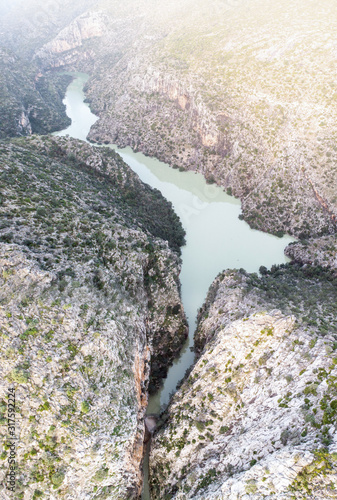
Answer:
54, 72, 295, 498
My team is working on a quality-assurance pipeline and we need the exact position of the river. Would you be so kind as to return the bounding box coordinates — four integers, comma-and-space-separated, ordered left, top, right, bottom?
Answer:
54, 72, 295, 499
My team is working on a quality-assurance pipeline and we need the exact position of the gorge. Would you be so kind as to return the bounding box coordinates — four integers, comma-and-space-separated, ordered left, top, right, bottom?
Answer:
55, 72, 295, 498
1, 1, 337, 498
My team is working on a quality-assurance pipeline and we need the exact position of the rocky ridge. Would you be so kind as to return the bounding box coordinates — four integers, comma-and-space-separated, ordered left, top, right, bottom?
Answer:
0, 0, 98, 57
0, 48, 72, 139
0, 136, 187, 499
150, 269, 337, 498
286, 237, 337, 271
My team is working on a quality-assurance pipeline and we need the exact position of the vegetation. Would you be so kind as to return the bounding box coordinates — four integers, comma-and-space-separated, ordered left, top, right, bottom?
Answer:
0, 134, 186, 499
0, 48, 71, 138
0, 135, 185, 255
246, 263, 337, 336
289, 450, 337, 498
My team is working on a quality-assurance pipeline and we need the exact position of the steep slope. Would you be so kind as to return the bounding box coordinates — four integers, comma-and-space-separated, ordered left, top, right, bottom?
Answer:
0, 0, 98, 57
286, 236, 337, 271
0, 48, 72, 139
0, 136, 187, 499
150, 267, 337, 498
3, 0, 337, 239
0, 1, 99, 141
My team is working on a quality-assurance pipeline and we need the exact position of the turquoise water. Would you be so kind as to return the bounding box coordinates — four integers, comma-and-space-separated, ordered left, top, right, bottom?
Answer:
54, 73, 295, 499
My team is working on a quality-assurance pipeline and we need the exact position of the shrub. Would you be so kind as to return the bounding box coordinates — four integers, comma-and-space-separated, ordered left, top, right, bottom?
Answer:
245, 480, 258, 494
81, 401, 90, 414
93, 467, 109, 482
195, 421, 205, 432
10, 368, 29, 383
51, 471, 65, 488
32, 491, 43, 499
220, 425, 229, 434
304, 383, 319, 396
36, 207, 47, 217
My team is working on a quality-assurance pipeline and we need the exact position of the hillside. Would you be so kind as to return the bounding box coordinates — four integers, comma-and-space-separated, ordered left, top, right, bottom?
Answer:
0, 136, 187, 498
0, 48, 73, 139
150, 267, 337, 498
28, 0, 337, 239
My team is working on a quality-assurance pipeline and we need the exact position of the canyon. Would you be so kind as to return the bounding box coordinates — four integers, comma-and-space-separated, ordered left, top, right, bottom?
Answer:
0, 0, 337, 498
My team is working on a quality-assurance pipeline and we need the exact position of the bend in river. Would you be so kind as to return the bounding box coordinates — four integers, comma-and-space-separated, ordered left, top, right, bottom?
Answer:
54, 72, 296, 499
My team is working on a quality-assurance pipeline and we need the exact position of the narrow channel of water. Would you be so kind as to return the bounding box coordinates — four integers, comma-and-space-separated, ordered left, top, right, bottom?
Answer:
54, 73, 295, 499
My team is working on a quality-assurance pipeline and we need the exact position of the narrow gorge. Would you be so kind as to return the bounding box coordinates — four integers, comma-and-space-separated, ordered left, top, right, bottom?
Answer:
1, 1, 337, 499
55, 74, 299, 499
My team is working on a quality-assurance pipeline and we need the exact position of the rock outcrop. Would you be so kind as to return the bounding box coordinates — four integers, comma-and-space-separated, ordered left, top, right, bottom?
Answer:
35, 11, 108, 68
286, 236, 337, 271
150, 268, 337, 498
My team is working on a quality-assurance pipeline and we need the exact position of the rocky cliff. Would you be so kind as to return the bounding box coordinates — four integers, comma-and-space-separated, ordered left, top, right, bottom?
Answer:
286, 236, 337, 272
0, 136, 186, 499
30, 0, 337, 240
150, 268, 337, 498
0, 0, 98, 57
35, 11, 108, 69
0, 48, 72, 139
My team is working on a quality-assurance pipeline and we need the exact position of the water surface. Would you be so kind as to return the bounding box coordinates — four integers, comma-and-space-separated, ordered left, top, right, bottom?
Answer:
108, 145, 295, 413
53, 72, 98, 140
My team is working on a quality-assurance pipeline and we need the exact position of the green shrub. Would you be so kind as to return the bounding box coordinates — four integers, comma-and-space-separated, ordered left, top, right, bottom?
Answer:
245, 480, 258, 494
195, 421, 205, 432
20, 327, 38, 340
81, 401, 90, 414
10, 368, 29, 383
32, 490, 43, 499
196, 468, 217, 491
51, 471, 65, 488
93, 467, 109, 482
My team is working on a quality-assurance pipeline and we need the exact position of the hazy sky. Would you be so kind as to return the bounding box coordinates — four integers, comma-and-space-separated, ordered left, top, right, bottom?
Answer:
0, 0, 21, 16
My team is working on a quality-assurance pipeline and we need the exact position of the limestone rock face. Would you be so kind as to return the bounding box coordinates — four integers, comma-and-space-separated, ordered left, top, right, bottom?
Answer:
0, 48, 72, 139
18, 110, 32, 135
150, 269, 337, 499
0, 136, 186, 499
36, 11, 107, 56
